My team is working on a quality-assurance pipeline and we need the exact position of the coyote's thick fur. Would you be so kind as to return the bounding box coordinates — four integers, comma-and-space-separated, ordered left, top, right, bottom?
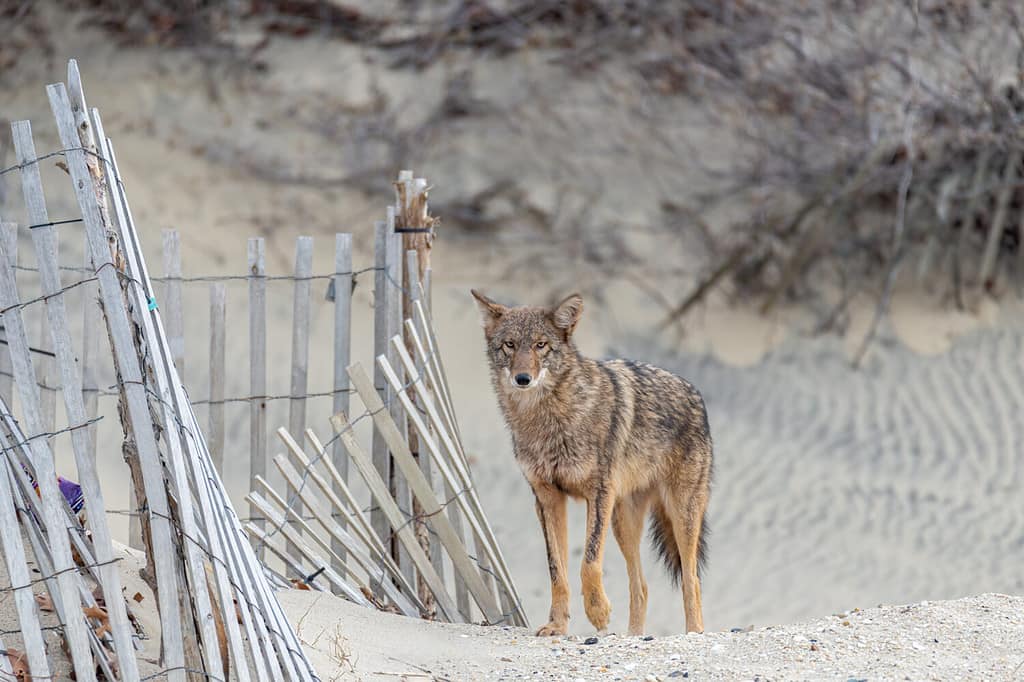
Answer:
472, 290, 712, 636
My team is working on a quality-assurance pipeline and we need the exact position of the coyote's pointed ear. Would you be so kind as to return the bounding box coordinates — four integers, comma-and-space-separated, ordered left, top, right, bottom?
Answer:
551, 293, 583, 337
471, 289, 507, 327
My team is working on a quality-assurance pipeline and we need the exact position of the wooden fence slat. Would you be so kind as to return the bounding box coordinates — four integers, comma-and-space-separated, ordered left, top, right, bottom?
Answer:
93, 115, 254, 682
175, 386, 311, 682
402, 247, 441, 617
301, 429, 416, 597
360, 360, 503, 624
371, 219, 392, 546
263, 459, 385, 608
49, 83, 186, 681
384, 209, 414, 587
0, 460, 52, 680
12, 119, 141, 681
0, 223, 15, 406
37, 315, 56, 435
162, 229, 185, 376
412, 300, 463, 449
393, 335, 525, 625
330, 407, 464, 623
246, 488, 369, 606
92, 120, 233, 680
397, 326, 525, 623
332, 233, 352, 569
104, 116, 304, 678
405, 249, 447, 573
287, 236, 313, 558
80, 231, 101, 469
0, 228, 96, 681
288, 236, 313, 439
249, 237, 268, 556
275, 431, 422, 617
244, 521, 324, 590
405, 319, 468, 468
388, 336, 526, 625
0, 405, 120, 682
399, 320, 472, 614
209, 282, 226, 473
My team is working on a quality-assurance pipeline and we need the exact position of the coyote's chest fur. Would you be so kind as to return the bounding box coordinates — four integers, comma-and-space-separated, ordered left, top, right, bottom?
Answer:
496, 358, 636, 497
504, 397, 596, 495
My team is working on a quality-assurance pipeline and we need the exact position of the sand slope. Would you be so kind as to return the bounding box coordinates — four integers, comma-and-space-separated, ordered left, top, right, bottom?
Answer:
279, 589, 1024, 681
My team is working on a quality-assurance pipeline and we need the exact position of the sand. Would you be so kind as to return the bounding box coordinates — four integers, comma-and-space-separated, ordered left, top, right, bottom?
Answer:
278, 588, 1024, 681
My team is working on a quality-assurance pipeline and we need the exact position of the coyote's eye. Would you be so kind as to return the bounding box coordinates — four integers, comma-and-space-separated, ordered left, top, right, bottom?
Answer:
535, 341, 547, 350
503, 340, 515, 350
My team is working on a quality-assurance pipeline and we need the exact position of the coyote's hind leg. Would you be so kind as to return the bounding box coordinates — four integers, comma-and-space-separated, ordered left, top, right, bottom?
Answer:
612, 491, 650, 636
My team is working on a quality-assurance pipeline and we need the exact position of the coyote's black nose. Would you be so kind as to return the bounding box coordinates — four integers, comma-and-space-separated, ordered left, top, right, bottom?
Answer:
514, 373, 532, 386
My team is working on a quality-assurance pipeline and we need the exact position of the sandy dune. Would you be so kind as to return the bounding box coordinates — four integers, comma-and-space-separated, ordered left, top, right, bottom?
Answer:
279, 588, 1024, 680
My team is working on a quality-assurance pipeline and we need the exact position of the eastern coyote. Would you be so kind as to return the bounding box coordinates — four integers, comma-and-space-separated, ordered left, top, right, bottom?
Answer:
472, 290, 712, 636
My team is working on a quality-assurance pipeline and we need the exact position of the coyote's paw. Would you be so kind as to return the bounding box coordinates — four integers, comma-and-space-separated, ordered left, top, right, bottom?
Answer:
583, 590, 611, 631
535, 621, 568, 637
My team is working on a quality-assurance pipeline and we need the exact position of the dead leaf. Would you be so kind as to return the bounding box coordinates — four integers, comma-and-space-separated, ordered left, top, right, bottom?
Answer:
55, 161, 69, 175
34, 593, 54, 612
83, 604, 110, 639
132, 592, 144, 603
4, 647, 30, 680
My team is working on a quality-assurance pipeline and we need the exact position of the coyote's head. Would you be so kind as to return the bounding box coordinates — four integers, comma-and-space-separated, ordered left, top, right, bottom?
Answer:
471, 290, 583, 395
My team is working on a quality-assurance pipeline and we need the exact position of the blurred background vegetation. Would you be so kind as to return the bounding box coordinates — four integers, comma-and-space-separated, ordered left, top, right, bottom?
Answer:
3, 1, 1023, 349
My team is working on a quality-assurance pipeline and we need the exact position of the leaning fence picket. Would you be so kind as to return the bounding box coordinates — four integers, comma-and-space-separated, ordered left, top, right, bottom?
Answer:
301, 429, 420, 604
95, 112, 267, 682
0, 458, 51, 681
395, 328, 471, 614
386, 338, 526, 625
52, 80, 184, 680
13, 118, 141, 680
0, 231, 96, 681
80, 233, 101, 466
278, 429, 422, 616
247, 485, 368, 605
91, 112, 233, 680
331, 408, 464, 622
249, 237, 268, 555
366, 359, 504, 624
266, 457, 376, 605
0, 223, 15, 405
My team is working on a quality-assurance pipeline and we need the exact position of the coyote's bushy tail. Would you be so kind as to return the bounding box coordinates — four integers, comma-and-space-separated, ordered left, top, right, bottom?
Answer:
649, 500, 709, 584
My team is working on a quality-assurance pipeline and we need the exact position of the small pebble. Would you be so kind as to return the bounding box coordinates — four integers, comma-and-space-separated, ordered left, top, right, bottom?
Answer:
643, 635, 655, 641
584, 637, 599, 645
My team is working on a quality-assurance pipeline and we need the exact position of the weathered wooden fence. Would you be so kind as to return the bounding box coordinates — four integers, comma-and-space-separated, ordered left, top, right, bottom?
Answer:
0, 60, 524, 681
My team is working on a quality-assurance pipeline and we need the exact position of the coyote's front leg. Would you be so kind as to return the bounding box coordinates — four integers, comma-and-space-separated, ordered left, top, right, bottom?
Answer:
581, 484, 615, 631
532, 483, 569, 636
